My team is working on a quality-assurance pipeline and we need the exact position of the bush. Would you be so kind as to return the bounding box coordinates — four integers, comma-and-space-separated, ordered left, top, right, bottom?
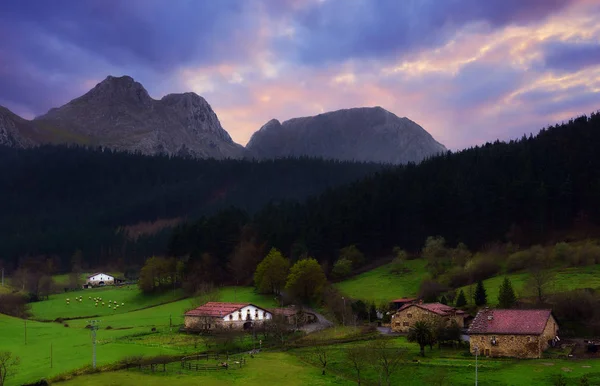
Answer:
506, 245, 545, 272
467, 254, 501, 282
418, 280, 449, 303
573, 242, 600, 267
0, 293, 31, 318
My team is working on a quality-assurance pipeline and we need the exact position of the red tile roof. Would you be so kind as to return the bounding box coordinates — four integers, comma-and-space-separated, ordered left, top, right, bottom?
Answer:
391, 297, 417, 303
398, 302, 461, 317
467, 309, 553, 335
184, 302, 251, 317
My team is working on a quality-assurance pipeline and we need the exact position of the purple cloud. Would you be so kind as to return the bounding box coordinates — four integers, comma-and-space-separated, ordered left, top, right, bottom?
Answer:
542, 40, 600, 73
283, 0, 576, 65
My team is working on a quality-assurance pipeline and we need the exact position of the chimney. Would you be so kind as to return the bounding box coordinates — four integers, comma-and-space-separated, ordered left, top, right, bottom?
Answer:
419, 299, 423, 304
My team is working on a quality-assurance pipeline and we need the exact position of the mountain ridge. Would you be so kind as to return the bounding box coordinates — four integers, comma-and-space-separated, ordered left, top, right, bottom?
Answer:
1, 75, 446, 164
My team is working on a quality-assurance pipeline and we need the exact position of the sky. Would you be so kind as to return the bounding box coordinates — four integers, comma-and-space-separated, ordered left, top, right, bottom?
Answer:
0, 0, 599, 150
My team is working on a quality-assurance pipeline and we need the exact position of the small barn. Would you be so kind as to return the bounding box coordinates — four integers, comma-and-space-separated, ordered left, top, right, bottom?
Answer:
184, 302, 272, 331
391, 302, 468, 333
467, 308, 559, 359
86, 273, 114, 286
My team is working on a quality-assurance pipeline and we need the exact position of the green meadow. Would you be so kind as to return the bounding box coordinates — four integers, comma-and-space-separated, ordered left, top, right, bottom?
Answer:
458, 265, 600, 306
334, 259, 428, 303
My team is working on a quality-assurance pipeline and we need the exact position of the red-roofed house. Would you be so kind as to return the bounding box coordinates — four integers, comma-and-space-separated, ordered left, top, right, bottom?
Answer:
390, 297, 418, 310
467, 308, 559, 358
184, 302, 273, 331
391, 302, 468, 332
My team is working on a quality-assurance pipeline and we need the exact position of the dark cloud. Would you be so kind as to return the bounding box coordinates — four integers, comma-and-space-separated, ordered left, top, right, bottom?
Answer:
542, 40, 600, 73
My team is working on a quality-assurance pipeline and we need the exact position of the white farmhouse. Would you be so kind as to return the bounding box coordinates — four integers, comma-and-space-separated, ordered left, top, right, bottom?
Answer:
86, 273, 115, 286
184, 302, 272, 331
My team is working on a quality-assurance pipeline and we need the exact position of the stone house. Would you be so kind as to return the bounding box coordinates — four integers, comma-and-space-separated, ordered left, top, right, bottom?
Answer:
467, 308, 559, 359
390, 297, 418, 311
184, 302, 272, 331
269, 306, 317, 326
86, 273, 114, 286
391, 302, 467, 333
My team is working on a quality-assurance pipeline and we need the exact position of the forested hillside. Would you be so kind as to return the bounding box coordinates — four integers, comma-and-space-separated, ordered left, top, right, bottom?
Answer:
171, 113, 600, 274
0, 145, 384, 269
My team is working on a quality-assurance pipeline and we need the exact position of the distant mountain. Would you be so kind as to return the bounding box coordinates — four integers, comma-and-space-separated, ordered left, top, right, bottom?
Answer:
0, 106, 36, 147
1, 75, 245, 159
246, 107, 447, 164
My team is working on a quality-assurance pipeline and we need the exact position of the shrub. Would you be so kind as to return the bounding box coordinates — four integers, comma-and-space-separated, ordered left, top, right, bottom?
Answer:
506, 245, 545, 272
467, 254, 501, 282
418, 280, 449, 303
573, 242, 600, 266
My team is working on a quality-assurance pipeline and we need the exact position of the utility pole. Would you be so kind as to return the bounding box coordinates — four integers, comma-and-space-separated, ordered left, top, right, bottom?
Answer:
88, 320, 100, 369
474, 345, 479, 386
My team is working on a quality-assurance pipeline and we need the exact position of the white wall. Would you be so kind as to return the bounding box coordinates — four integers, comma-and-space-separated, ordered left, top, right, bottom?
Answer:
222, 305, 272, 322
89, 274, 114, 282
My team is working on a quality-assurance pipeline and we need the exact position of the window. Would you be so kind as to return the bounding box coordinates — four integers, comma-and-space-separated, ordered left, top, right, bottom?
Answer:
403, 322, 409, 327
407, 313, 412, 318
229, 314, 233, 320
527, 336, 531, 342
255, 310, 259, 318
263, 312, 266, 318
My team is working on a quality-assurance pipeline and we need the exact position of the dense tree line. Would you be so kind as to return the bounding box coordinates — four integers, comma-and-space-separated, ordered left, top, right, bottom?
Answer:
171, 113, 600, 274
0, 145, 384, 271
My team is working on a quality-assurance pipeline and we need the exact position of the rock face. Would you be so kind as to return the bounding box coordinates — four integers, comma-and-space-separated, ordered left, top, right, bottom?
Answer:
32, 75, 244, 158
246, 107, 447, 164
0, 106, 35, 147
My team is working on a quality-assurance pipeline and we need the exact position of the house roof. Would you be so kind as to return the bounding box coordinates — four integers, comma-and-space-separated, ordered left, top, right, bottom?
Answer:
398, 302, 463, 317
391, 297, 417, 303
467, 309, 554, 335
184, 302, 261, 317
87, 272, 113, 279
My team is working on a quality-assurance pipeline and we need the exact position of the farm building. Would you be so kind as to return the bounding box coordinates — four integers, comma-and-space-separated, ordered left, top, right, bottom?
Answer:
467, 308, 559, 359
86, 273, 114, 286
269, 306, 317, 326
184, 302, 272, 331
391, 301, 468, 333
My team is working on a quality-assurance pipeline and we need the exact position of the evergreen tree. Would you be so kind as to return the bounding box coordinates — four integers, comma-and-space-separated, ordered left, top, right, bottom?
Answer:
474, 280, 487, 306
440, 295, 448, 305
497, 277, 517, 308
455, 290, 467, 307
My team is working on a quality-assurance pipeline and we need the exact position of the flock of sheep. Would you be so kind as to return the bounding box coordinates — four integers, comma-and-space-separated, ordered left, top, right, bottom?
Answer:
65, 295, 125, 309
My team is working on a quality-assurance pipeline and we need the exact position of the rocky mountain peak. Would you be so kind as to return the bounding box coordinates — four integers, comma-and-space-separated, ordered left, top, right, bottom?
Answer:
246, 106, 446, 164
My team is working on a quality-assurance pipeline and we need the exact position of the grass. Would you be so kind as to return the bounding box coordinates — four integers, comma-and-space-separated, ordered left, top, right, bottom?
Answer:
1, 285, 282, 385
459, 264, 600, 305
54, 352, 352, 385
335, 259, 428, 303
29, 285, 185, 320
293, 338, 600, 386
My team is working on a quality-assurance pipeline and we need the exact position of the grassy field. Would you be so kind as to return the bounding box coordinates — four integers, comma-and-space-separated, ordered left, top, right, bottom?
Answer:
1, 285, 283, 385
29, 285, 185, 320
334, 259, 428, 303
459, 265, 600, 305
293, 338, 600, 386
55, 352, 352, 385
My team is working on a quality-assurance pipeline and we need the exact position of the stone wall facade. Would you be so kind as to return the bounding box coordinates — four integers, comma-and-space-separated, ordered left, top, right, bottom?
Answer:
391, 305, 465, 333
469, 316, 559, 359
391, 305, 440, 333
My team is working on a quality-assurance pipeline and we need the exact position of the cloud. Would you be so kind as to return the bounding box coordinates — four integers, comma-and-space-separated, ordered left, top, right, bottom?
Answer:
0, 0, 598, 152
542, 40, 600, 72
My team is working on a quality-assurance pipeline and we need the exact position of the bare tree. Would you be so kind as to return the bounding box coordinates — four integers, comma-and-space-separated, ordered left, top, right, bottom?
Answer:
0, 351, 20, 386
308, 346, 329, 375
345, 346, 368, 385
527, 266, 554, 304
369, 339, 405, 386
